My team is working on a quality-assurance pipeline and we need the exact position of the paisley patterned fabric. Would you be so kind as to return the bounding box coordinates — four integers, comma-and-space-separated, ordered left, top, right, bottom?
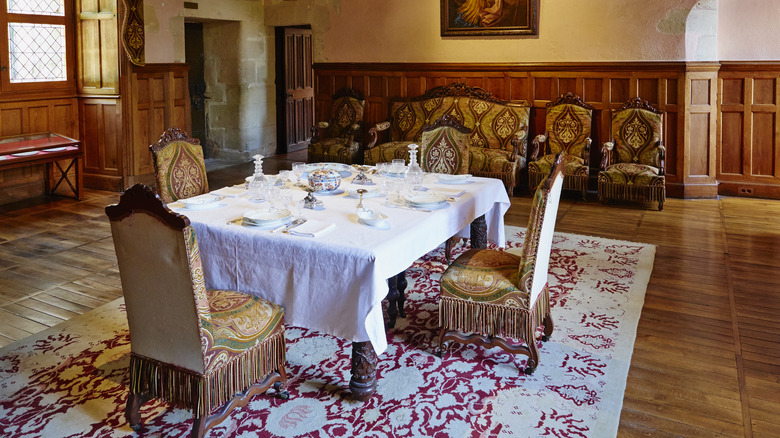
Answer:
309, 138, 361, 165
598, 104, 665, 209
309, 96, 365, 164
468, 147, 520, 192
441, 249, 524, 306
326, 97, 365, 138
545, 104, 592, 157
151, 140, 209, 203
364, 141, 414, 165
420, 125, 471, 175
528, 153, 588, 192
611, 108, 662, 166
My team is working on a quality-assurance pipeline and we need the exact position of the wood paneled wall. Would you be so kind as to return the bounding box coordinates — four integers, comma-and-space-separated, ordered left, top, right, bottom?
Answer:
314, 62, 722, 198
0, 98, 79, 203
718, 62, 780, 198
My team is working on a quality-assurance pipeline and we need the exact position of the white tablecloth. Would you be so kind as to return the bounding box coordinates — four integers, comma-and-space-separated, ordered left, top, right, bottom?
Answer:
175, 174, 510, 355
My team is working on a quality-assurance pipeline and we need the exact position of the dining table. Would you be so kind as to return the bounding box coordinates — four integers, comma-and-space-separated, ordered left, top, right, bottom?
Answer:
171, 166, 511, 400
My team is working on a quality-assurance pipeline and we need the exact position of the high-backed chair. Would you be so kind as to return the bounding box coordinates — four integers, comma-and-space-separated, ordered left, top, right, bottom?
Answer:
598, 97, 666, 210
420, 114, 472, 263
438, 153, 565, 374
106, 184, 288, 438
149, 127, 209, 203
308, 88, 366, 164
528, 92, 593, 199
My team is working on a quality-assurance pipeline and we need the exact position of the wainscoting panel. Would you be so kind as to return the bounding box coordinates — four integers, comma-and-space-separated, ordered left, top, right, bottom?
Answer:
80, 98, 122, 190
718, 63, 780, 198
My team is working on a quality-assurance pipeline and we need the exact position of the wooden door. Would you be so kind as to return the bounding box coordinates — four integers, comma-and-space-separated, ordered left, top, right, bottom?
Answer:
279, 27, 314, 153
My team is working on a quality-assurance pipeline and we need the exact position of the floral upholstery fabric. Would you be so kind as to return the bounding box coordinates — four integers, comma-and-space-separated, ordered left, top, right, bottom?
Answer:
309, 138, 361, 164
440, 249, 525, 306
544, 104, 592, 157
610, 108, 663, 166
598, 163, 663, 187
310, 96, 365, 164
421, 125, 471, 175
200, 289, 285, 374
528, 154, 587, 179
364, 141, 413, 165
152, 140, 209, 203
327, 97, 365, 138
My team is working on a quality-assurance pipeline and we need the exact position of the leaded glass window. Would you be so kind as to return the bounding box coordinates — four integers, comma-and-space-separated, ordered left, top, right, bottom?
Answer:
9, 23, 66, 83
7, 0, 64, 16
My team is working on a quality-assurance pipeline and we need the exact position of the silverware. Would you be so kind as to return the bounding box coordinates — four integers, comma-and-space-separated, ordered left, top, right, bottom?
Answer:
282, 219, 307, 233
273, 218, 305, 233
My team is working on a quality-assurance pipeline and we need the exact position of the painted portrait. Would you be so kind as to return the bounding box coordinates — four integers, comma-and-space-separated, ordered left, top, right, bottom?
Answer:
441, 0, 538, 36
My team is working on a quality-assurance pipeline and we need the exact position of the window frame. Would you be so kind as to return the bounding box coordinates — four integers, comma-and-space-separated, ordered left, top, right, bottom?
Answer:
0, 0, 75, 96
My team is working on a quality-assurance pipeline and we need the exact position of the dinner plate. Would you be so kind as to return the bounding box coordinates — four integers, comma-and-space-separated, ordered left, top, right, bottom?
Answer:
11, 151, 38, 157
358, 218, 391, 230
181, 194, 224, 210
404, 192, 448, 207
243, 208, 291, 224
437, 174, 472, 184
242, 217, 292, 230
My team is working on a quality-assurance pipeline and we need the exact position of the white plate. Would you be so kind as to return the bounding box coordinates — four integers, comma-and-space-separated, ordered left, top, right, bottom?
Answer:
404, 192, 448, 207
437, 174, 472, 184
243, 208, 291, 224
43, 146, 68, 152
358, 218, 391, 230
182, 194, 224, 210
242, 217, 292, 230
346, 187, 383, 198
11, 151, 38, 157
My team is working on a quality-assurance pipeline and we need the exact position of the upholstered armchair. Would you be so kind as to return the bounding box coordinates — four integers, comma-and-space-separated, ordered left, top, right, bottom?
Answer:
598, 98, 666, 210
438, 153, 565, 374
529, 92, 593, 199
308, 88, 366, 165
420, 114, 472, 262
149, 127, 209, 203
106, 184, 288, 438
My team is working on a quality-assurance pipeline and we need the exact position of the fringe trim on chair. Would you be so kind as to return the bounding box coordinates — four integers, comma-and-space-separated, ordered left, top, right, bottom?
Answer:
439, 290, 550, 342
473, 170, 515, 195
128, 328, 286, 418
529, 171, 587, 193
598, 182, 665, 204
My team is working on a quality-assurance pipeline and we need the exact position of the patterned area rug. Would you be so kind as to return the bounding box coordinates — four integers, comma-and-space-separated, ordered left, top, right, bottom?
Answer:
0, 226, 655, 438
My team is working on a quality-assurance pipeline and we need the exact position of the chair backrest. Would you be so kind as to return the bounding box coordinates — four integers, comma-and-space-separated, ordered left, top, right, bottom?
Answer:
149, 127, 209, 203
420, 114, 472, 175
519, 153, 565, 306
106, 184, 210, 374
327, 88, 366, 138
545, 92, 593, 157
611, 97, 663, 167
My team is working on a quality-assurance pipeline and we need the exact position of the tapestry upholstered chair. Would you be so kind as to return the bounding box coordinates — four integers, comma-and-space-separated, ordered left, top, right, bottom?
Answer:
438, 153, 565, 374
106, 184, 288, 438
598, 97, 666, 210
419, 114, 472, 263
528, 92, 593, 200
149, 127, 209, 203
308, 88, 366, 164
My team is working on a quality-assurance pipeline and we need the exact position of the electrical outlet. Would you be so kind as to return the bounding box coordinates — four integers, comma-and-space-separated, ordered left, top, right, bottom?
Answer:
738, 187, 754, 196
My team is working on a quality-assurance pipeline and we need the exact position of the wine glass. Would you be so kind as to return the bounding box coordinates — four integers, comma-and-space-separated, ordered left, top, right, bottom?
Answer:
292, 162, 306, 185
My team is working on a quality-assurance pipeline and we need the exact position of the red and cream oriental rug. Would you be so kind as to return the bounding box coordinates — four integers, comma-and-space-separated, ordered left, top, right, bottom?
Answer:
0, 226, 655, 438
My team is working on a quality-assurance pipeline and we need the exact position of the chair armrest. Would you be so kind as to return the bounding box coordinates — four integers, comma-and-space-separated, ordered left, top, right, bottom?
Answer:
582, 138, 593, 167
366, 121, 391, 150
600, 141, 615, 170
509, 126, 528, 161
658, 143, 666, 176
530, 134, 547, 161
310, 121, 330, 144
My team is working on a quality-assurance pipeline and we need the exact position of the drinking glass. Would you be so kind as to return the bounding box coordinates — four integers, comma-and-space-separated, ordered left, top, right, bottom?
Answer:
391, 159, 405, 176
292, 198, 305, 219
292, 162, 306, 185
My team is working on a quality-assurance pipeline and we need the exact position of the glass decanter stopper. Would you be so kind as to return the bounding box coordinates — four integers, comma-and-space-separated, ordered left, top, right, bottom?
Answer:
405, 143, 424, 190
248, 154, 269, 202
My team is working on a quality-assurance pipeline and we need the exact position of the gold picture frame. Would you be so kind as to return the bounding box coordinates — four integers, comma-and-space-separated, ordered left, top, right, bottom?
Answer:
441, 0, 539, 37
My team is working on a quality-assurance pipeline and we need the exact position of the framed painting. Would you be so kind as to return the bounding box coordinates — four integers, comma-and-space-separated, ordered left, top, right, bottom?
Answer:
441, 0, 538, 36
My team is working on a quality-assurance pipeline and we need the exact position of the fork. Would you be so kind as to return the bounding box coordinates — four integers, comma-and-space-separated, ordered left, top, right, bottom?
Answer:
272, 218, 306, 233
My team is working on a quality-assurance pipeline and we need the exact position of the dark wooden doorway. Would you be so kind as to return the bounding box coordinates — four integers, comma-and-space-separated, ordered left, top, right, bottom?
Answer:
185, 22, 207, 154
275, 26, 314, 155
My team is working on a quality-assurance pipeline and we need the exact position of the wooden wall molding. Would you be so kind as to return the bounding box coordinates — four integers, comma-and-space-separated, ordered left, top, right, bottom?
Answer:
314, 61, 722, 198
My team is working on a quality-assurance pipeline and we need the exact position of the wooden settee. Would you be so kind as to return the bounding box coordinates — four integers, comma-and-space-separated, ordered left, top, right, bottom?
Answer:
363, 83, 530, 194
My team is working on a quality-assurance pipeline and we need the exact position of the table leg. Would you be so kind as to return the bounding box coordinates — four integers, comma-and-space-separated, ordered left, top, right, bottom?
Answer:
350, 341, 377, 401
470, 214, 488, 249
385, 270, 407, 328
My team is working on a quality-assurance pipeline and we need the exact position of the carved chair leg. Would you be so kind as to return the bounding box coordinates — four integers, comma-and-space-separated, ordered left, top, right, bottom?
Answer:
542, 312, 554, 342
191, 416, 206, 438
523, 335, 540, 375
658, 200, 664, 211
436, 326, 449, 358
125, 392, 149, 432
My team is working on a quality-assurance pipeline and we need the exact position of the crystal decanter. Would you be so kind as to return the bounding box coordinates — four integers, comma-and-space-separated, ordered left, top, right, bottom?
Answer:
405, 143, 424, 190
248, 154, 269, 202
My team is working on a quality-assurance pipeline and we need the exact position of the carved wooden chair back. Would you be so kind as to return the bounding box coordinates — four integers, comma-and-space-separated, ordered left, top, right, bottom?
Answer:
149, 127, 209, 203
420, 114, 472, 175
544, 92, 594, 157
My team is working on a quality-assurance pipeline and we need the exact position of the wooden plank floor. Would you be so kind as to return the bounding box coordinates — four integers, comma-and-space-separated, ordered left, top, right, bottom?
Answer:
0, 151, 778, 437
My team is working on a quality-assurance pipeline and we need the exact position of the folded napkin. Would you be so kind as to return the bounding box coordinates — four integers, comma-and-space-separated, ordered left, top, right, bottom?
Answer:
288, 220, 335, 237
211, 186, 247, 197
437, 188, 466, 198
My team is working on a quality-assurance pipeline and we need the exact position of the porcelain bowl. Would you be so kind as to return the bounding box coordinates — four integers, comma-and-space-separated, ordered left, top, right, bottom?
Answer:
357, 208, 388, 226
308, 169, 341, 192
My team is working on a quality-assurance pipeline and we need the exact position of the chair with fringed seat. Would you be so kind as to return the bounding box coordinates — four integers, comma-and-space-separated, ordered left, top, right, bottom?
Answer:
529, 92, 593, 200
106, 184, 289, 438
438, 153, 565, 374
308, 88, 366, 165
598, 97, 666, 210
419, 114, 472, 263
149, 127, 209, 203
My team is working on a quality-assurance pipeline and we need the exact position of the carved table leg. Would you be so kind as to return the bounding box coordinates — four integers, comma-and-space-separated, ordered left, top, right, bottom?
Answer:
386, 275, 399, 328
470, 214, 488, 249
350, 341, 378, 401
396, 271, 407, 318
